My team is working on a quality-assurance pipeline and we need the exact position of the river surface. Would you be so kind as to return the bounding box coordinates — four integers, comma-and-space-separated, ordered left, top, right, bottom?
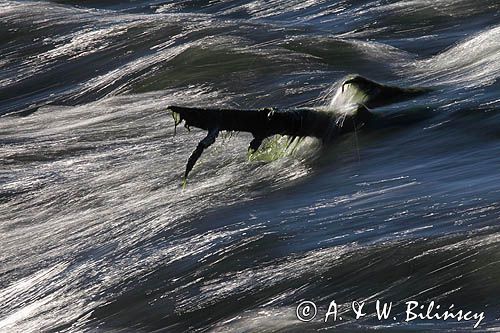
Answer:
1, 1, 500, 332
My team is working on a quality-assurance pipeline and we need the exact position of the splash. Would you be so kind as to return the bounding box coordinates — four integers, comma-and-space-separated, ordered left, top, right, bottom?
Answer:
249, 77, 371, 162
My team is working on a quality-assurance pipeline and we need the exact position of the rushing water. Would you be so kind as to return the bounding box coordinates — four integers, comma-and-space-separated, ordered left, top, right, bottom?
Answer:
1, 1, 500, 332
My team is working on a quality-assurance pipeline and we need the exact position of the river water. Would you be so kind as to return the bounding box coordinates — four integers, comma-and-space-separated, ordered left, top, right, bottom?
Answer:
1, 1, 499, 332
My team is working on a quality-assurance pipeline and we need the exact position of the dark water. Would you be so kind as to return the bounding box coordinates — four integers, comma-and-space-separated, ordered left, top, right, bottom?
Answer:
1, 0, 500, 332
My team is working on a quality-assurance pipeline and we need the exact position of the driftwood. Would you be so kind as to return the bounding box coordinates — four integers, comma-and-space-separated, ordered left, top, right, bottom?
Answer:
167, 75, 430, 182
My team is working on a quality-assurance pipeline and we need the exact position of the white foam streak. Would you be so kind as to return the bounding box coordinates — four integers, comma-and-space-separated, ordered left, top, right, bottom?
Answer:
407, 25, 500, 88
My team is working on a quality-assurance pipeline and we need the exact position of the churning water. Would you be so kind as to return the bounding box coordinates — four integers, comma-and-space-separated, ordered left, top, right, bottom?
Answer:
1, 1, 499, 332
